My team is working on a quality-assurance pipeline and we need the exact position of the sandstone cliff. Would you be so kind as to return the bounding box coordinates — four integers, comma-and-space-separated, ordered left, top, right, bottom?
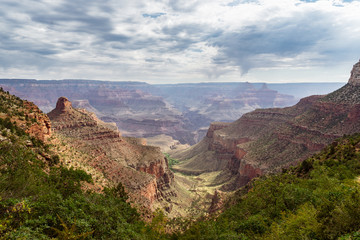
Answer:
173, 60, 360, 191
48, 97, 177, 210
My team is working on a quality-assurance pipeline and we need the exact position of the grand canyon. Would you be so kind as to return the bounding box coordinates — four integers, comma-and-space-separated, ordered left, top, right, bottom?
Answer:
2, 0, 360, 238
1, 61, 360, 239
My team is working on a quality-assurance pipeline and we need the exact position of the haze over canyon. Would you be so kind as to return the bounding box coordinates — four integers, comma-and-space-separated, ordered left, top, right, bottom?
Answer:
0, 79, 343, 148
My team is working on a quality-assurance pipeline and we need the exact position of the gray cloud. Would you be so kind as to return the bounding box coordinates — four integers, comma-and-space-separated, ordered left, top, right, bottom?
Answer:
102, 34, 130, 43
227, 0, 259, 7
0, 0, 359, 82
168, 0, 201, 12
0, 22, 60, 57
0, 49, 56, 70
30, 3, 114, 36
210, 10, 334, 73
143, 13, 166, 18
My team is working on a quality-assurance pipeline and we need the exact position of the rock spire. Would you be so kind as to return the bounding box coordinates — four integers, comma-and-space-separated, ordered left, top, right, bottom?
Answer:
55, 97, 73, 113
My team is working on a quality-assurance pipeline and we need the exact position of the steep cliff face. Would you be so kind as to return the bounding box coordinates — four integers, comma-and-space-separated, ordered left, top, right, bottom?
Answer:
174, 60, 360, 191
48, 97, 176, 208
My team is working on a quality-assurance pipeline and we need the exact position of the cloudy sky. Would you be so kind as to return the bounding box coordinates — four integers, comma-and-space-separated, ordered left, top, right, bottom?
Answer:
0, 0, 360, 83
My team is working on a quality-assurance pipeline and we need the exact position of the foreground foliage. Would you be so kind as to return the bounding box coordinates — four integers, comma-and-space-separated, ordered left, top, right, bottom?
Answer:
0, 134, 165, 239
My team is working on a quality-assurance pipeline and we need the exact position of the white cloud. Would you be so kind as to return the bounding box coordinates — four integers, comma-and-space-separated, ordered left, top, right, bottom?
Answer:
0, 0, 359, 83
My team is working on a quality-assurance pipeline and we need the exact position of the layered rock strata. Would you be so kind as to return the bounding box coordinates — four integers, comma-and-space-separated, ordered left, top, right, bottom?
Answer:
48, 97, 176, 208
0, 80, 195, 144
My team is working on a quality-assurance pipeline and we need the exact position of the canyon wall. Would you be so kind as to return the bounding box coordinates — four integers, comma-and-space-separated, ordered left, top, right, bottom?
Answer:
174, 61, 360, 191
0, 80, 303, 146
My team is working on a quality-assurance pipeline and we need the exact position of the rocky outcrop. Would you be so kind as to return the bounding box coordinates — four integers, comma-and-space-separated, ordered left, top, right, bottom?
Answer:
174, 60, 360, 191
55, 97, 72, 113
23, 101, 51, 142
0, 89, 52, 142
48, 100, 98, 130
208, 190, 225, 215
348, 60, 360, 86
48, 97, 176, 209
206, 122, 231, 138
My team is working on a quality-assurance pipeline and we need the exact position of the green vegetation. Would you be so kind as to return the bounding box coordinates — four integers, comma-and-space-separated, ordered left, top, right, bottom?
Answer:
0, 131, 165, 239
164, 153, 179, 171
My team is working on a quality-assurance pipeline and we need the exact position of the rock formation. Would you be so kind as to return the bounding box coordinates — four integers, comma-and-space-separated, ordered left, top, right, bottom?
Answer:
0, 89, 51, 142
173, 60, 360, 191
348, 60, 360, 86
23, 101, 52, 142
55, 97, 72, 113
48, 97, 176, 209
